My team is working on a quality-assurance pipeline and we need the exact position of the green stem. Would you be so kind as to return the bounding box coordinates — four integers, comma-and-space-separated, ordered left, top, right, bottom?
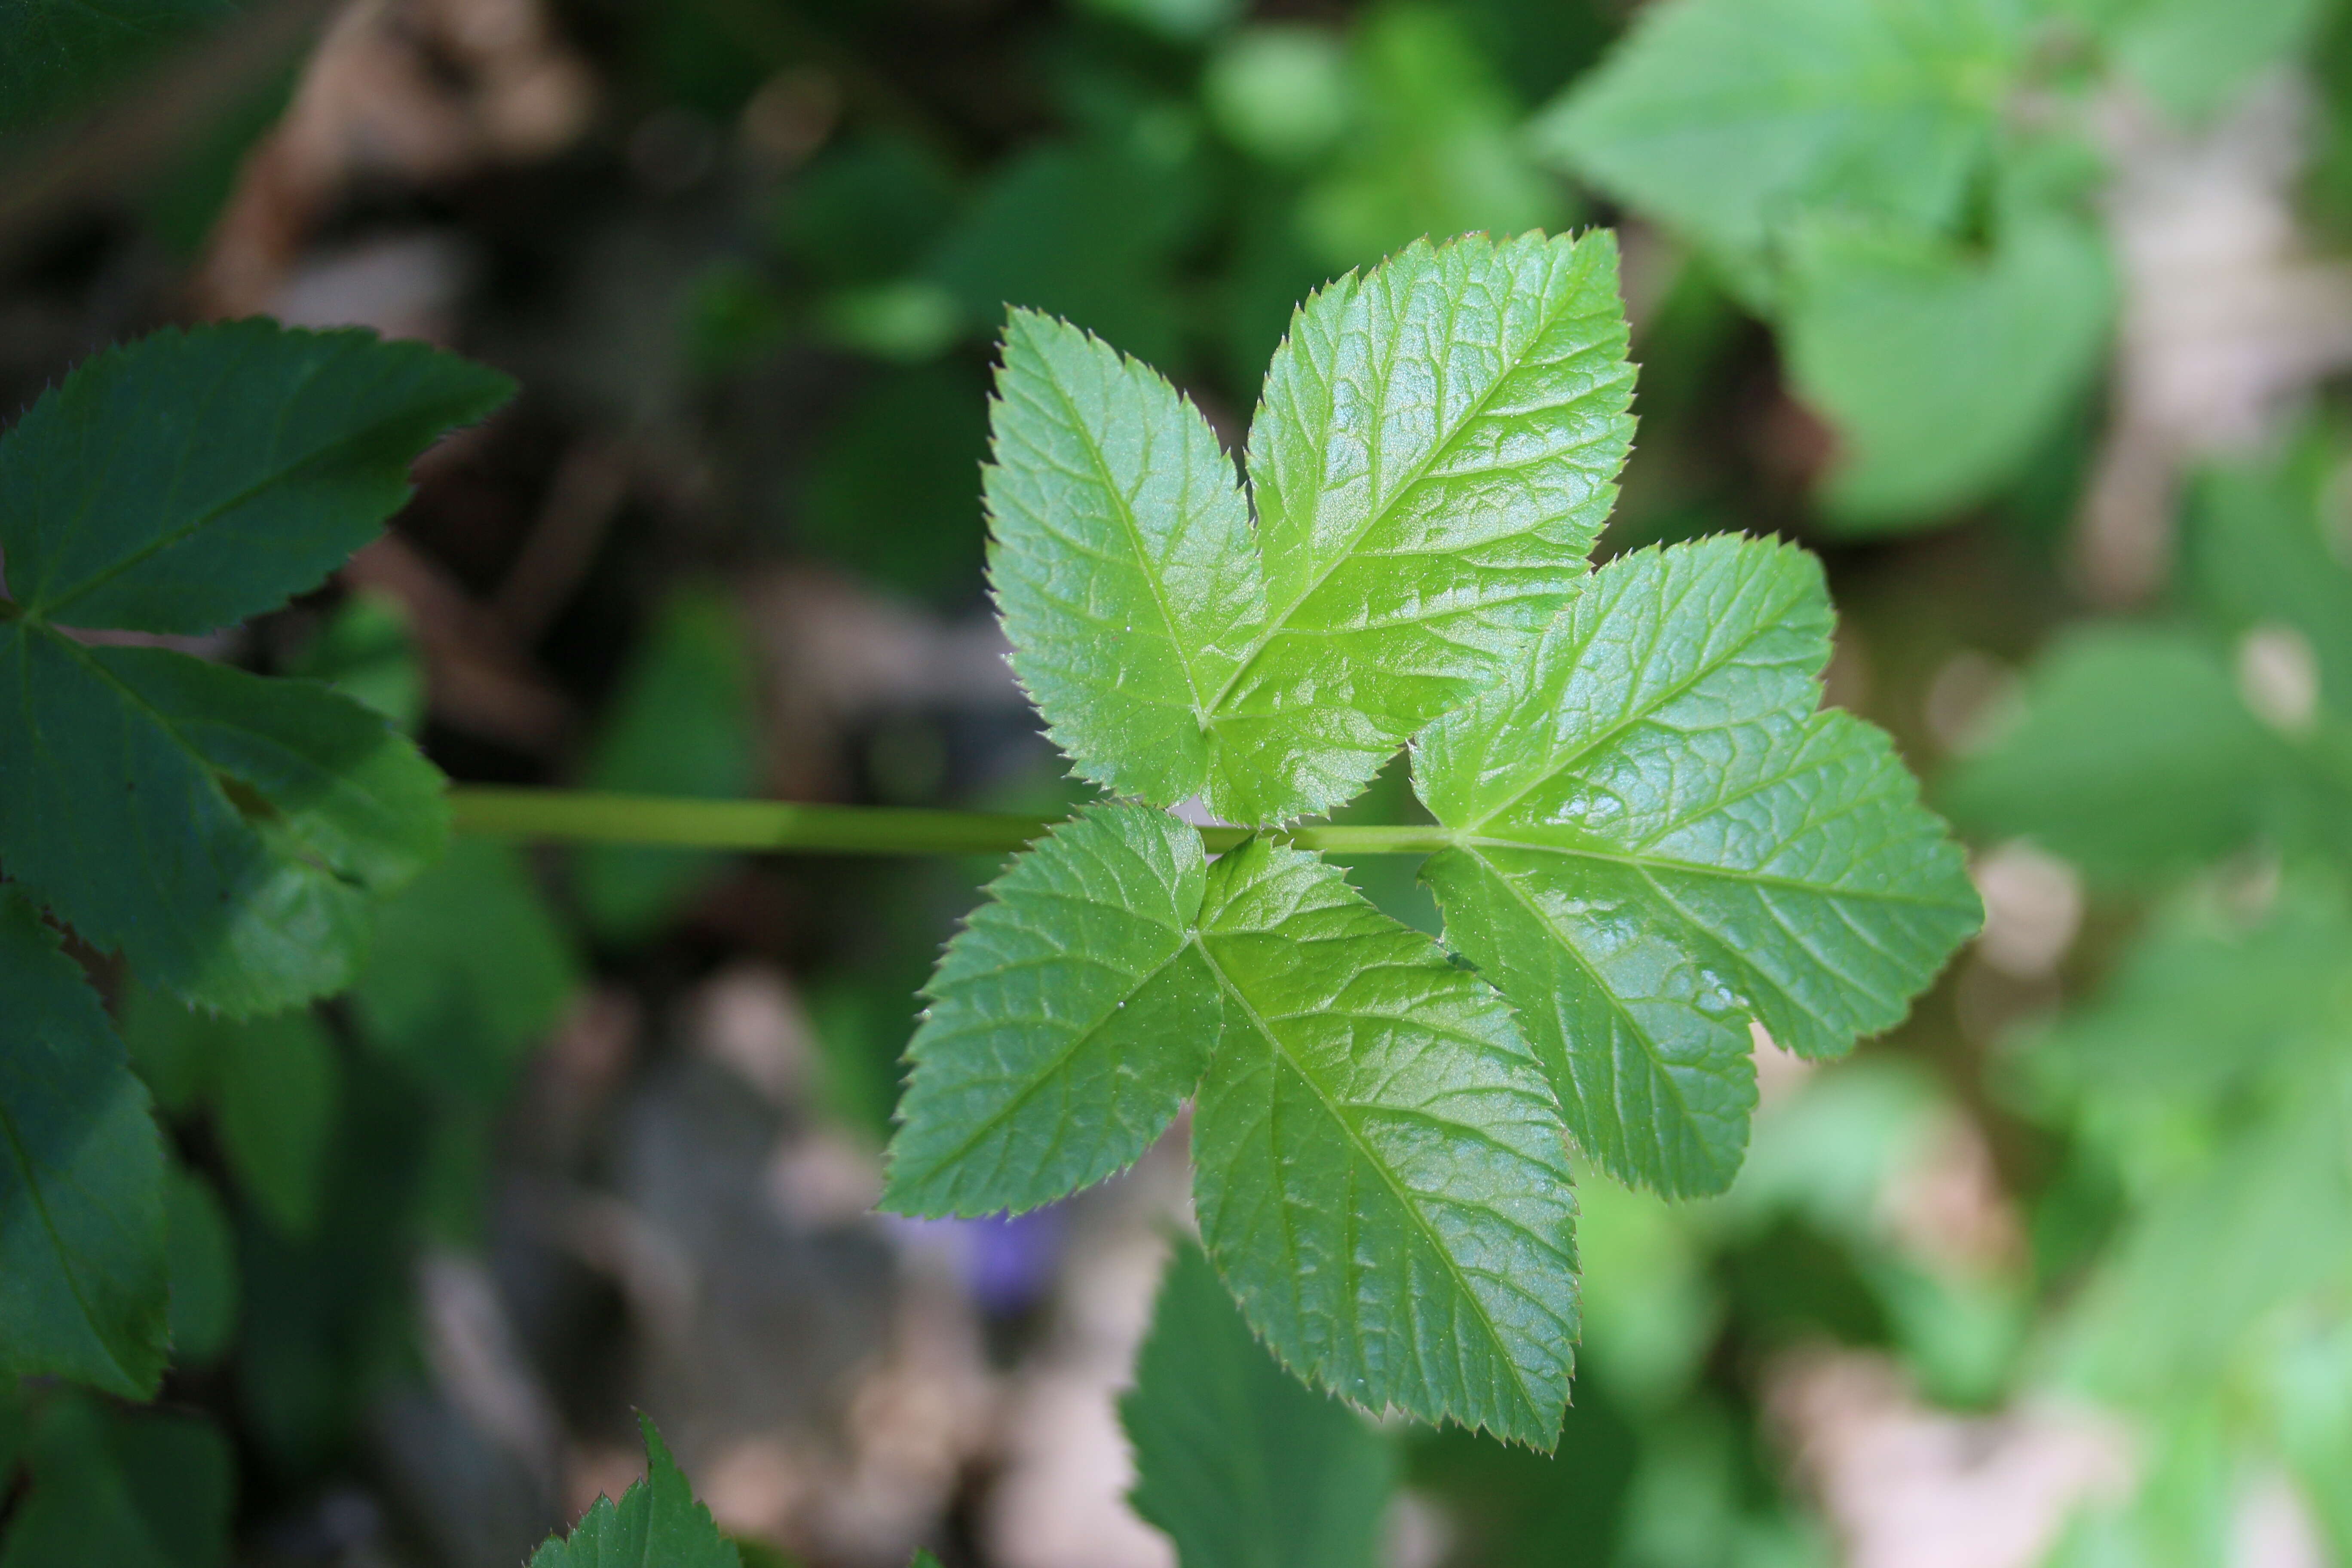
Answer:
447, 787, 1457, 857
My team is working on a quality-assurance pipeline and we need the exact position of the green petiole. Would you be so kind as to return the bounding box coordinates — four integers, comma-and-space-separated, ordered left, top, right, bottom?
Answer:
447, 786, 1458, 857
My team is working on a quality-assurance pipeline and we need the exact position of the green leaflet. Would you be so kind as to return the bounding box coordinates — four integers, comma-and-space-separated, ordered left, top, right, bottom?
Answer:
987, 230, 1635, 824
1939, 626, 2307, 885
1530, 0, 2020, 288
887, 805, 1581, 1445
1414, 538, 1979, 1198
0, 323, 511, 635
1783, 205, 2113, 528
0, 1394, 234, 1568
0, 897, 168, 1398
163, 1167, 238, 1364
529, 1416, 739, 1568
883, 805, 1225, 1217
0, 0, 239, 136
0, 321, 510, 1014
1190, 835, 1579, 1446
1124, 1243, 1397, 1568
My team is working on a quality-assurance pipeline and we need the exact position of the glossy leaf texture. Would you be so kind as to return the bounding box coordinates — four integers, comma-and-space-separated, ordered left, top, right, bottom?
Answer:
0, 897, 168, 1398
1414, 538, 1979, 1198
987, 229, 1635, 824
0, 321, 510, 1014
1530, 0, 2021, 288
1123, 1243, 1396, 1568
887, 805, 1581, 1446
528, 1416, 739, 1568
1191, 835, 1580, 1447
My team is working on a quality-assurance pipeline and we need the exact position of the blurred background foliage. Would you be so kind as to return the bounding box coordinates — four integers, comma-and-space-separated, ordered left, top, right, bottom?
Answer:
5, 0, 2352, 1564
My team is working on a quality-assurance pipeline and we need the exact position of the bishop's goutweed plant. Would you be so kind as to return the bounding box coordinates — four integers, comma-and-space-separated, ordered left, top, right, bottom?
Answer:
0, 230, 1975, 1556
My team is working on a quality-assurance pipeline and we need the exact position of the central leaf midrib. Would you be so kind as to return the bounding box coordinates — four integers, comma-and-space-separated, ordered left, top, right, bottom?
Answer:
1191, 927, 1543, 1430
1205, 251, 1589, 721
1460, 833, 1966, 909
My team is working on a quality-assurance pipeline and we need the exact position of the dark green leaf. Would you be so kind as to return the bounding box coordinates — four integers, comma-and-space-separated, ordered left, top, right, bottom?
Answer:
1124, 1244, 1397, 1568
0, 896, 168, 1397
0, 322, 511, 636
0, 1394, 233, 1568
163, 1164, 237, 1364
529, 1416, 739, 1568
352, 839, 580, 1101
0, 0, 238, 136
0, 640, 450, 1013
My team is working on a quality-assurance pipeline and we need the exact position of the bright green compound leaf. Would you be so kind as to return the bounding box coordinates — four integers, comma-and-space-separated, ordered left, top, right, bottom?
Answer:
0, 0, 239, 136
1124, 1243, 1397, 1568
1783, 205, 2113, 528
0, 322, 510, 1014
1415, 538, 1979, 1198
576, 587, 761, 944
989, 230, 1635, 824
0, 1394, 234, 1568
888, 807, 1580, 1444
1299, 3, 1568, 270
0, 896, 168, 1398
1190, 836, 1578, 1448
529, 1415, 739, 1568
883, 806, 1225, 1217
1531, 0, 2020, 289
164, 1165, 238, 1364
352, 839, 580, 1103
1939, 626, 2303, 885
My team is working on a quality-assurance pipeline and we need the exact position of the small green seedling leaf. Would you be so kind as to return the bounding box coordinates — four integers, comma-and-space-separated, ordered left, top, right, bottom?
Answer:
888, 806, 1580, 1445
0, 896, 169, 1399
529, 1416, 739, 1568
162, 1165, 238, 1365
1532, 0, 2021, 287
0, 1393, 234, 1568
1124, 1244, 1397, 1568
0, 322, 511, 1014
988, 230, 1634, 824
1414, 538, 1979, 1197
